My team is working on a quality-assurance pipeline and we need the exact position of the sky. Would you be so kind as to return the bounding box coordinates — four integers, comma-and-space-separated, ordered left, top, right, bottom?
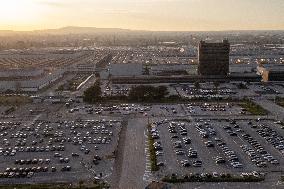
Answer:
0, 0, 283, 31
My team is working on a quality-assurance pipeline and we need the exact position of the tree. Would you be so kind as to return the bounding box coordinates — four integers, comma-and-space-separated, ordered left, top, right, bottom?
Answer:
128, 85, 169, 102
83, 80, 102, 103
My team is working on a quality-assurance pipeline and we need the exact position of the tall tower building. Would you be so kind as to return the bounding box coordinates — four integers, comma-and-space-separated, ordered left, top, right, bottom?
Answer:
198, 40, 230, 76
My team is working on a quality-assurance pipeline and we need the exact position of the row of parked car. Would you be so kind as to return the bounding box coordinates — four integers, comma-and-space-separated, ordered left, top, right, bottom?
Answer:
170, 122, 204, 168
216, 139, 243, 168
103, 85, 130, 97
170, 122, 188, 157
15, 158, 51, 165
181, 86, 236, 95
255, 124, 284, 154
81, 104, 152, 115
169, 122, 188, 136
0, 165, 72, 179
200, 104, 227, 112
0, 145, 66, 156
195, 124, 210, 138
149, 121, 166, 167
241, 145, 267, 168
241, 132, 279, 166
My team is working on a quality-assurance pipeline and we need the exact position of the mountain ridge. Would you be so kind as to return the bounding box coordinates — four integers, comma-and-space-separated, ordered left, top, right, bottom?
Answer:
0, 26, 283, 35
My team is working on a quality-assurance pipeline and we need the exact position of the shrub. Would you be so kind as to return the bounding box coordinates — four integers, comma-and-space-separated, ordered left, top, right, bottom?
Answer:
147, 124, 159, 172
162, 174, 264, 183
83, 80, 102, 103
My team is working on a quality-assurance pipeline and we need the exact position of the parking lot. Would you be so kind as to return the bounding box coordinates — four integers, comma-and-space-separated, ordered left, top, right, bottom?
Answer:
66, 102, 249, 118
0, 97, 283, 188
182, 102, 247, 116
149, 118, 284, 178
249, 83, 283, 95
175, 83, 238, 99
0, 117, 121, 184
67, 103, 152, 117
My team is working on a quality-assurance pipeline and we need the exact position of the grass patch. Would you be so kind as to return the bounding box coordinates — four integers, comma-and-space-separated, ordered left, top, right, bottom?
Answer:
147, 124, 159, 172
239, 100, 268, 115
0, 95, 31, 105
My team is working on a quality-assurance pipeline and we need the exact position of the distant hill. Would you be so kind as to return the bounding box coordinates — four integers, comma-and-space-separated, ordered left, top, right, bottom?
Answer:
0, 26, 139, 36
0, 26, 283, 36
33, 26, 135, 34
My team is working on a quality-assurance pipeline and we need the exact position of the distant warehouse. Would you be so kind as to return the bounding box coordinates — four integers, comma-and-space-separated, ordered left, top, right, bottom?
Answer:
198, 40, 230, 76
257, 64, 284, 82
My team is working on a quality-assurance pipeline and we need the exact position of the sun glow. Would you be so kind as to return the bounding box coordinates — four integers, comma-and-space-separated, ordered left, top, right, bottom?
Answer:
0, 0, 283, 31
0, 0, 42, 25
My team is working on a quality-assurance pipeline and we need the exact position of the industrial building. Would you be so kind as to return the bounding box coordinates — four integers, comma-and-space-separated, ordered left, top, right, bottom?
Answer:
0, 69, 65, 92
257, 64, 284, 82
198, 40, 230, 76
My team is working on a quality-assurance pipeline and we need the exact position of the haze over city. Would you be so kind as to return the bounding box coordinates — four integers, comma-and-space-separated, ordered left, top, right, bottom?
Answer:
0, 0, 284, 31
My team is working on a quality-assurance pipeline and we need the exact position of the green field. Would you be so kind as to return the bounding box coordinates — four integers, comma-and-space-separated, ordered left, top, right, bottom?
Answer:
239, 100, 268, 115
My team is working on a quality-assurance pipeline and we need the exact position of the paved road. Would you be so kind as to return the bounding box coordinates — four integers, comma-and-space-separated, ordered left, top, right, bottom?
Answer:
253, 98, 284, 121
116, 118, 148, 189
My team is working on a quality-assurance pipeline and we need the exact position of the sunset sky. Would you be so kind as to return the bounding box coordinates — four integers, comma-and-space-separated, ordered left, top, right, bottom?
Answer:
0, 0, 283, 31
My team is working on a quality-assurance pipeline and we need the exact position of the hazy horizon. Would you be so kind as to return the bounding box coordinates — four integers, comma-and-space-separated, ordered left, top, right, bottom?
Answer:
0, 0, 284, 31
1, 26, 284, 33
